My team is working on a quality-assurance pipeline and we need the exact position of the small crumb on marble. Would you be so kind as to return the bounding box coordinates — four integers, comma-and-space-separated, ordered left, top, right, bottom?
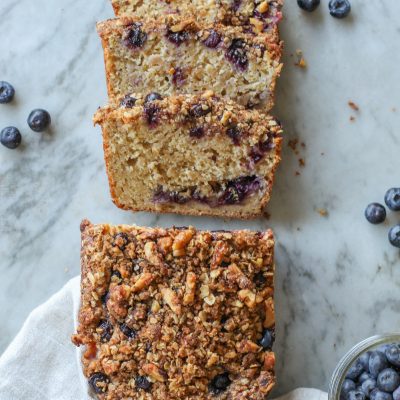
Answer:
264, 211, 271, 219
64, 267, 69, 273
299, 158, 305, 167
295, 49, 307, 68
295, 171, 301, 176
317, 208, 328, 217
350, 116, 356, 122
348, 101, 359, 111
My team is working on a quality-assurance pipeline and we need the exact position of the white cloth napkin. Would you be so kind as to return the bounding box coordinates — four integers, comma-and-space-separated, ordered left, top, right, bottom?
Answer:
0, 277, 328, 400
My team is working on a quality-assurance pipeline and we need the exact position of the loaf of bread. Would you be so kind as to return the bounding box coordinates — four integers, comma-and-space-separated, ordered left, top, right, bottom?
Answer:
110, 0, 283, 32
93, 92, 282, 219
97, 15, 282, 109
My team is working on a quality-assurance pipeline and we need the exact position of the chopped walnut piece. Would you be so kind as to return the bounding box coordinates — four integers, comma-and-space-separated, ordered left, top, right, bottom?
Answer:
161, 288, 182, 315
144, 242, 163, 265
107, 284, 131, 318
211, 241, 229, 268
263, 352, 276, 371
132, 272, 154, 293
238, 289, 257, 309
183, 272, 197, 305
206, 352, 219, 367
142, 363, 167, 382
172, 229, 194, 256
157, 236, 173, 254
236, 339, 260, 353
264, 297, 275, 328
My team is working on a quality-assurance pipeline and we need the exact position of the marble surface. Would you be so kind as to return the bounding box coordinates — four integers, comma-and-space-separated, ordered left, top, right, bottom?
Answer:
0, 0, 399, 396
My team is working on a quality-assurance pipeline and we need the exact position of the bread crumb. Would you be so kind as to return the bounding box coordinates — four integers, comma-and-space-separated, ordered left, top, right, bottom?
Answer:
295, 50, 307, 68
350, 116, 356, 122
298, 158, 305, 167
348, 101, 359, 111
317, 208, 328, 217
263, 211, 271, 219
295, 171, 301, 176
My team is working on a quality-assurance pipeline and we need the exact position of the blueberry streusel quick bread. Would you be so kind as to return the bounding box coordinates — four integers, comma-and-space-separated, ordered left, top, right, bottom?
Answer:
93, 92, 282, 219
97, 15, 282, 109
72, 220, 276, 400
110, 0, 283, 33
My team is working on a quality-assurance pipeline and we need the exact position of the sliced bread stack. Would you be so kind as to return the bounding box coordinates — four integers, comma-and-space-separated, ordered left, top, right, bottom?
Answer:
95, 0, 284, 218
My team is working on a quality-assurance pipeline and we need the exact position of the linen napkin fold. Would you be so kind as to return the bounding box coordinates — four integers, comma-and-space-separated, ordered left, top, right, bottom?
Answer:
0, 277, 328, 400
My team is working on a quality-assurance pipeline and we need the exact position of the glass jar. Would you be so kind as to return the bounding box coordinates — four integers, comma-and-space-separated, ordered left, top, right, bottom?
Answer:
329, 333, 400, 400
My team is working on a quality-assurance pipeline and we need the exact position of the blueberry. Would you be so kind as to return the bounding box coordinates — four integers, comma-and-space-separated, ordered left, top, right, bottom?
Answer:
226, 39, 248, 71
370, 389, 393, 400
27, 109, 51, 132
347, 390, 366, 400
123, 23, 147, 49
135, 375, 152, 392
386, 344, 400, 367
172, 67, 185, 87
153, 187, 188, 204
189, 104, 211, 118
369, 351, 389, 377
203, 30, 222, 48
365, 203, 386, 224
208, 372, 231, 394
113, 232, 129, 251
341, 379, 356, 399
120, 95, 137, 108
254, 271, 267, 287
98, 320, 113, 342
1, 126, 21, 149
377, 368, 400, 392
360, 378, 377, 396
88, 372, 110, 394
0, 81, 15, 103
346, 359, 364, 380
119, 323, 137, 339
393, 386, 400, 400
329, 0, 351, 19
297, 0, 320, 12
143, 103, 160, 126
385, 188, 400, 211
219, 176, 261, 205
359, 352, 371, 371
226, 125, 242, 145
388, 225, 400, 248
359, 372, 374, 384
144, 92, 163, 103
166, 29, 189, 46
259, 329, 275, 350
189, 126, 205, 138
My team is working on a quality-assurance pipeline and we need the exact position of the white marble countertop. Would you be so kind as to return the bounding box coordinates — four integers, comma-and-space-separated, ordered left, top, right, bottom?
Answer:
0, 0, 399, 396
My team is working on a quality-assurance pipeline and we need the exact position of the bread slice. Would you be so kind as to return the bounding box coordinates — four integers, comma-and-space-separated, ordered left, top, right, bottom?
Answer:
93, 93, 282, 219
110, 0, 283, 31
97, 15, 282, 109
72, 220, 276, 400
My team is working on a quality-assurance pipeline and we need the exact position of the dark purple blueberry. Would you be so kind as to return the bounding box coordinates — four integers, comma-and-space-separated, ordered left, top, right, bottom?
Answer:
98, 320, 113, 342
386, 344, 400, 367
88, 372, 110, 394
329, 0, 351, 19
208, 372, 231, 395
1, 126, 21, 149
220, 315, 229, 324
119, 323, 137, 339
249, 146, 264, 163
226, 39, 248, 71
254, 272, 266, 287
370, 389, 393, 400
203, 30, 222, 48
145, 92, 163, 103
101, 291, 110, 305
0, 81, 15, 103
359, 372, 374, 384
189, 103, 211, 118
166, 29, 189, 46
120, 95, 137, 108
143, 103, 160, 126
365, 203, 386, 224
369, 351, 389, 378
135, 375, 152, 392
172, 67, 186, 87
385, 188, 400, 211
297, 0, 321, 12
360, 378, 377, 396
346, 359, 365, 380
123, 23, 147, 49
226, 125, 241, 145
153, 187, 188, 204
189, 126, 205, 138
113, 232, 129, 251
389, 225, 400, 248
259, 329, 275, 350
259, 135, 275, 152
112, 270, 122, 280
377, 368, 400, 392
347, 390, 366, 400
359, 352, 371, 372
393, 386, 400, 400
27, 109, 51, 132
219, 176, 261, 205
341, 379, 356, 399
232, 0, 242, 12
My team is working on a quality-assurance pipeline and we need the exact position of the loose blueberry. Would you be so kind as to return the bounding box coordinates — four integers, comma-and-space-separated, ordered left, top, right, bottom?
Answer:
88, 372, 110, 394
389, 225, 400, 248
226, 125, 241, 145
341, 379, 356, 399
208, 372, 231, 395
135, 375, 152, 392
123, 23, 147, 49
360, 378, 377, 396
347, 390, 366, 400
119, 323, 137, 339
27, 109, 51, 132
329, 0, 351, 19
393, 386, 400, 400
166, 29, 189, 46
346, 359, 364, 380
385, 188, 400, 211
189, 126, 205, 139
226, 39, 248, 71
297, 0, 320, 12
359, 372, 374, 384
203, 30, 222, 48
377, 368, 400, 392
172, 67, 185, 87
0, 81, 15, 103
370, 389, 393, 400
98, 320, 113, 342
1, 126, 22, 149
359, 352, 371, 372
386, 344, 400, 367
369, 351, 389, 377
259, 329, 275, 350
144, 92, 163, 103
189, 103, 211, 118
120, 95, 137, 108
365, 203, 386, 224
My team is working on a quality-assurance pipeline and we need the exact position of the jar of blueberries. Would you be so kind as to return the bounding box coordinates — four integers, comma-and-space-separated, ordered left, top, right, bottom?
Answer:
329, 334, 400, 400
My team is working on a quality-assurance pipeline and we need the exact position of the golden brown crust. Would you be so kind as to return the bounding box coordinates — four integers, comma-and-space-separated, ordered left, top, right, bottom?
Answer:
72, 221, 276, 399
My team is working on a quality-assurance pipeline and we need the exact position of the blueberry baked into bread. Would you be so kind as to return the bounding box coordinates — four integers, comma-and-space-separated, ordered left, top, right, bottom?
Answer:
72, 220, 276, 400
97, 15, 282, 109
93, 92, 282, 219
110, 0, 283, 33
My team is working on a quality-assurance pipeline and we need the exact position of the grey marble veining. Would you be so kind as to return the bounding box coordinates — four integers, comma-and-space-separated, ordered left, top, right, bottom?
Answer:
0, 0, 399, 396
